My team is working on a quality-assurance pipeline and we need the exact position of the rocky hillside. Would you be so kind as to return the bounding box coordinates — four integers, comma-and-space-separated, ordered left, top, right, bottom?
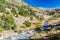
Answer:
0, 0, 60, 39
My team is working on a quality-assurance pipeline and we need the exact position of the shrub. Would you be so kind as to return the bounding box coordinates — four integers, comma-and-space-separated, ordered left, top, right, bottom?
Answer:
34, 23, 41, 28
35, 26, 41, 32
47, 11, 55, 15
14, 30, 22, 34
21, 25, 27, 29
30, 16, 33, 20
35, 15, 44, 21
0, 27, 4, 33
1, 13, 16, 30
23, 20, 31, 27
0, 33, 2, 37
18, 6, 36, 17
11, 7, 18, 17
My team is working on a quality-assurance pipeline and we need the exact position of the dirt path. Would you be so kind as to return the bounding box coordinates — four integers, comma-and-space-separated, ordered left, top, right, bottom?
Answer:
31, 30, 60, 39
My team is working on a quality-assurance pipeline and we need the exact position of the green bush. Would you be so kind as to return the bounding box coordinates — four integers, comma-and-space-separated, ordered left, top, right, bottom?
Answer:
0, 19, 5, 27
0, 5, 5, 12
11, 7, 18, 17
0, 27, 4, 33
18, 6, 36, 17
46, 10, 55, 15
14, 30, 22, 34
23, 20, 31, 27
35, 15, 44, 21
53, 15, 60, 20
30, 16, 33, 20
35, 26, 41, 32
1, 13, 16, 30
0, 33, 2, 37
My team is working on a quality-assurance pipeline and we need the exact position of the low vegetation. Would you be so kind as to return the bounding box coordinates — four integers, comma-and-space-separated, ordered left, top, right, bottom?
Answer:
0, 13, 16, 30
23, 20, 31, 27
0, 0, 60, 39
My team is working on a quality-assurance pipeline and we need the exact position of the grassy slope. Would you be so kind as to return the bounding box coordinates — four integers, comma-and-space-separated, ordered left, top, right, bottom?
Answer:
0, 0, 60, 37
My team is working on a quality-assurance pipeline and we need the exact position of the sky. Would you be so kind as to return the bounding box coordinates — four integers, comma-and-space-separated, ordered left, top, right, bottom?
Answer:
23, 0, 60, 8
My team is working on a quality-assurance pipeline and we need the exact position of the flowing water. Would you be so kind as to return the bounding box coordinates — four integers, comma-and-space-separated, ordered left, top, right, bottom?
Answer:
0, 31, 37, 40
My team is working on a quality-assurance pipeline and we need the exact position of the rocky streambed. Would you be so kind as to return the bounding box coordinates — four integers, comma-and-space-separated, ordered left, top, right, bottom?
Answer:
0, 31, 37, 40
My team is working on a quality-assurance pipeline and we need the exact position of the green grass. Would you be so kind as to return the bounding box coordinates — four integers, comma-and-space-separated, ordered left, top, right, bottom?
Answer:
0, 13, 16, 30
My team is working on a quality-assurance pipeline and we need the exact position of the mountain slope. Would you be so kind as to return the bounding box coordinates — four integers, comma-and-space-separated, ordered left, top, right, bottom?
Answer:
0, 0, 60, 38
